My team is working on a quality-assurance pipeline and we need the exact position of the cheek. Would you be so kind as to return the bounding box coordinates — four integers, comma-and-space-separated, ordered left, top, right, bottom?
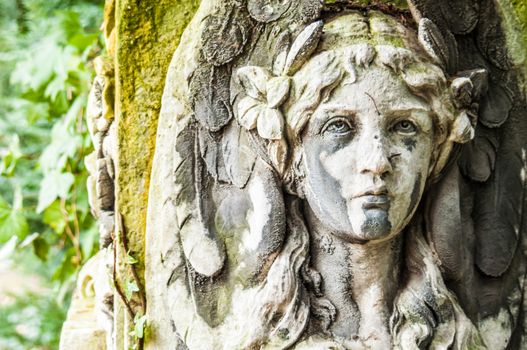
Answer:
388, 136, 432, 223
302, 139, 353, 230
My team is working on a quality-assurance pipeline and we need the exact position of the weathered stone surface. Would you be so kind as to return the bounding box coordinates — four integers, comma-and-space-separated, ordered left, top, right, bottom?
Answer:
145, 2, 526, 348
65, 0, 527, 349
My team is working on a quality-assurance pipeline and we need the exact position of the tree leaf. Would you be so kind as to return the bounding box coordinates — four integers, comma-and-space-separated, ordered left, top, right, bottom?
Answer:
0, 195, 29, 243
126, 253, 138, 265
132, 314, 147, 339
125, 280, 139, 299
37, 171, 75, 213
42, 201, 66, 234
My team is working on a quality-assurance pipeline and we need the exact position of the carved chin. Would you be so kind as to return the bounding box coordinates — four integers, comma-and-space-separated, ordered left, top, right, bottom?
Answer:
357, 209, 392, 241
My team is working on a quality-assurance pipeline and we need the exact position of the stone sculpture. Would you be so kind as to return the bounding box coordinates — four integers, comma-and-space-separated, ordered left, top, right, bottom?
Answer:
144, 1, 526, 349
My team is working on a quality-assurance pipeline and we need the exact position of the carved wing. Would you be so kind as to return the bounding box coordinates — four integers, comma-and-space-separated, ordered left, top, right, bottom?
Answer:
147, 0, 326, 338
412, 0, 527, 335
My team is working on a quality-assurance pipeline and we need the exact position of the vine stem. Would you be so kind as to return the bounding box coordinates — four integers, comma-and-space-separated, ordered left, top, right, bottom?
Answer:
116, 212, 147, 313
112, 235, 136, 318
60, 198, 82, 264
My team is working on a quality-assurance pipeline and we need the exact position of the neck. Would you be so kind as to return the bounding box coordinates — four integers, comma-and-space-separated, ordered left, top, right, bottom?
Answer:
305, 204, 402, 348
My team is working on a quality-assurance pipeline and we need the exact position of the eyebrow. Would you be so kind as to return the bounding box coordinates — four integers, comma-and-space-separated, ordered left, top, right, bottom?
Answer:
316, 104, 430, 115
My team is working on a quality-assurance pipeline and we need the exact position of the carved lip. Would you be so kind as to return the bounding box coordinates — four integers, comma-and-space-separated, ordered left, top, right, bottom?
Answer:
354, 186, 390, 210
361, 195, 390, 210
354, 185, 388, 198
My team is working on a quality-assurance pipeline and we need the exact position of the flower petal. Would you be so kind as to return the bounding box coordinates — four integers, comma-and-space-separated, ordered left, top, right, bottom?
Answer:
237, 96, 261, 130
257, 108, 284, 140
236, 66, 271, 99
266, 77, 291, 108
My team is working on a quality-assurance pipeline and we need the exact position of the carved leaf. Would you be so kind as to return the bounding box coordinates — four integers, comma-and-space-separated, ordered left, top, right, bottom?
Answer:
283, 20, 323, 75
268, 139, 288, 175
237, 66, 271, 100
257, 108, 284, 140
198, 128, 220, 180
450, 77, 473, 108
266, 76, 290, 108
247, 0, 291, 23
272, 30, 291, 76
238, 96, 262, 130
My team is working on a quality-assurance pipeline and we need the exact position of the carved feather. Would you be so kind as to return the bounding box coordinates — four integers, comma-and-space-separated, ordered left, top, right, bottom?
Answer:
418, 18, 458, 74
479, 83, 512, 128
439, 0, 479, 35
283, 20, 323, 75
476, 0, 512, 70
247, 0, 291, 23
472, 119, 524, 277
175, 122, 225, 277
201, 5, 253, 66
458, 125, 498, 183
190, 64, 233, 132
222, 121, 257, 188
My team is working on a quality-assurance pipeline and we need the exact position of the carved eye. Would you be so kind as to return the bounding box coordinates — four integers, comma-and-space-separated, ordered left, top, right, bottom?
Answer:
322, 118, 354, 135
392, 120, 417, 135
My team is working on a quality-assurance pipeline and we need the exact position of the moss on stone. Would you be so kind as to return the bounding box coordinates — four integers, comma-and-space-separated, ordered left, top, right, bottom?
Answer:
115, 0, 200, 279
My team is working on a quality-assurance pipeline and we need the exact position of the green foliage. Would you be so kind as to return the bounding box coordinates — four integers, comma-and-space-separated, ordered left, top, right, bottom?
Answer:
0, 292, 67, 350
0, 0, 103, 347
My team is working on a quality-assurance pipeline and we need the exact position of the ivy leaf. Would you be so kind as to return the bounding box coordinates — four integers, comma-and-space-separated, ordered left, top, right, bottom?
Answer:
125, 280, 139, 299
126, 253, 138, 265
37, 171, 75, 213
33, 237, 51, 261
80, 225, 98, 260
42, 201, 67, 234
0, 195, 29, 243
130, 314, 147, 339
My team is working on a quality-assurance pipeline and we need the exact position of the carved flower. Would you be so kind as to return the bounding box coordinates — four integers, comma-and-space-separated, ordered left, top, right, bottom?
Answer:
236, 66, 291, 140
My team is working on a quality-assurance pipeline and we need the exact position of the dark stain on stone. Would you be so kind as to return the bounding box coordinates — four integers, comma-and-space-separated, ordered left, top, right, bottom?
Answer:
361, 207, 392, 240
408, 173, 422, 215
403, 137, 416, 152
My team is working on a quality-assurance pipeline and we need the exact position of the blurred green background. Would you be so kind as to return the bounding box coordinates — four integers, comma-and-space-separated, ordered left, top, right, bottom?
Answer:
0, 0, 104, 348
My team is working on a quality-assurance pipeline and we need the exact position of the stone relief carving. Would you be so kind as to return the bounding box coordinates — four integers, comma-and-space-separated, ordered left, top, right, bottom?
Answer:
145, 1, 526, 349
60, 55, 116, 350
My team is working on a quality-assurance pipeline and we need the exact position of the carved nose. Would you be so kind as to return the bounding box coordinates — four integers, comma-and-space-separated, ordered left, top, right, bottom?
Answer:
359, 143, 393, 177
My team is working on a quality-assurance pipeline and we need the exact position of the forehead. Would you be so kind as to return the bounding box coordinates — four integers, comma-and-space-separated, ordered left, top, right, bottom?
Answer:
320, 65, 430, 114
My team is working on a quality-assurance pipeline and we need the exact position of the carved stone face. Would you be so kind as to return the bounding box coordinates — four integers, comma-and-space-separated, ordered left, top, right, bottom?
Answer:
301, 65, 434, 242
